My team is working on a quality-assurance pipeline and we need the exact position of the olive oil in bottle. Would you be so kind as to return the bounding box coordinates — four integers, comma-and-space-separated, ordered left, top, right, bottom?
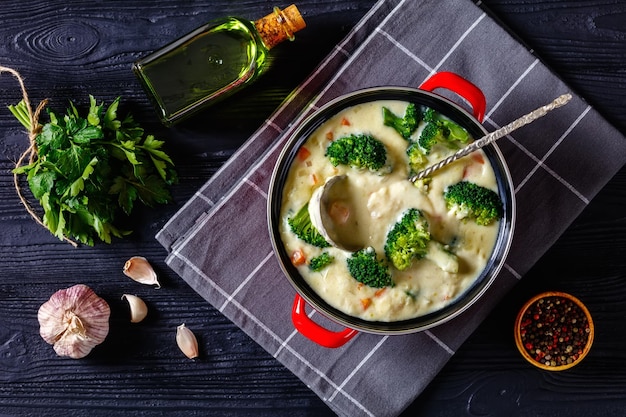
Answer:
133, 4, 306, 126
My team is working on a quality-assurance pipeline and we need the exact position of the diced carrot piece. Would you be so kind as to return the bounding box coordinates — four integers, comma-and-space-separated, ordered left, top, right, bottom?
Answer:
326, 131, 334, 140
374, 288, 386, 297
328, 201, 350, 224
291, 249, 306, 266
310, 173, 319, 185
463, 153, 485, 178
361, 298, 372, 310
341, 117, 351, 126
297, 146, 311, 161
472, 153, 485, 164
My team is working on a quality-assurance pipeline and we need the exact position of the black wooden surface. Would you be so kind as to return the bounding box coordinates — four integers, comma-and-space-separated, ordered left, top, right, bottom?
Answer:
1, 1, 625, 416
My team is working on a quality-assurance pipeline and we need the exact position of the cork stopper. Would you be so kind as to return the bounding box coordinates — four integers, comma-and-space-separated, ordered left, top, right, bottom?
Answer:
255, 4, 306, 50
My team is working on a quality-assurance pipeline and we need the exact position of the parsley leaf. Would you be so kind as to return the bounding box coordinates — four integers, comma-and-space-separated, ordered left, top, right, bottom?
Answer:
28, 171, 56, 200
10, 96, 177, 245
109, 176, 138, 215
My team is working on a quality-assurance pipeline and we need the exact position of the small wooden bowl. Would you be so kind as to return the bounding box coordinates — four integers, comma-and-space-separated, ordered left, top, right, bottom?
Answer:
514, 291, 594, 371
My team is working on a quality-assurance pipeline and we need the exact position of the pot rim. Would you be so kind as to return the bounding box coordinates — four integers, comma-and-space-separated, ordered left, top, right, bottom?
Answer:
267, 85, 516, 335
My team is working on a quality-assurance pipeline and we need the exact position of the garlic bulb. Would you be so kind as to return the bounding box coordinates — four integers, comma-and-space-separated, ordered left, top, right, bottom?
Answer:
176, 324, 199, 359
38, 284, 110, 359
123, 256, 160, 288
121, 294, 148, 323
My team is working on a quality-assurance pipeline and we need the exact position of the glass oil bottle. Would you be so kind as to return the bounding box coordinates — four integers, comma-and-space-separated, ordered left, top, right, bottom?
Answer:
133, 4, 306, 126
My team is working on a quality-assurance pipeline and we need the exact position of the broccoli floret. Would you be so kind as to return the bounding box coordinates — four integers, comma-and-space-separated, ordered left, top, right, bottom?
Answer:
422, 107, 440, 124
418, 122, 449, 154
384, 209, 460, 272
412, 177, 432, 193
309, 252, 334, 272
382, 103, 420, 140
406, 142, 428, 173
384, 208, 431, 271
425, 241, 459, 273
287, 203, 330, 248
325, 134, 388, 171
418, 107, 471, 153
347, 247, 392, 288
446, 123, 471, 143
444, 181, 503, 226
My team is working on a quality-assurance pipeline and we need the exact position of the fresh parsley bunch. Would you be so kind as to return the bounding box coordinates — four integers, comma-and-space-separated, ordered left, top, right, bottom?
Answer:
10, 95, 177, 245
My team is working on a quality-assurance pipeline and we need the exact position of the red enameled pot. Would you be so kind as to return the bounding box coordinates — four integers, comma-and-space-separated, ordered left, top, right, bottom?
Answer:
267, 72, 516, 348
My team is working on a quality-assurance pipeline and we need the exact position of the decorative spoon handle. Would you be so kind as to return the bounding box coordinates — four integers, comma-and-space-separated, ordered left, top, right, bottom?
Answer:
410, 93, 572, 181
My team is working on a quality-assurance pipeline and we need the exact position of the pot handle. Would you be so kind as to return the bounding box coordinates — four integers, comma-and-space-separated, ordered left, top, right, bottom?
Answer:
292, 294, 358, 348
419, 72, 486, 122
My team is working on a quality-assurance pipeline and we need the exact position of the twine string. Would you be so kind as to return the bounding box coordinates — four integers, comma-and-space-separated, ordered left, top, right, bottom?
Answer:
0, 65, 78, 246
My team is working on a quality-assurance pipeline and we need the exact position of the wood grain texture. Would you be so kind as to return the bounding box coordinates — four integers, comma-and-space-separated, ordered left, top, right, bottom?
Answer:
1, 0, 625, 416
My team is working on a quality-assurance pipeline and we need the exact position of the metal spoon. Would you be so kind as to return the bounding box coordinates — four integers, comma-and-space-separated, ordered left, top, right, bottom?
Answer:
312, 94, 572, 251
410, 93, 572, 181
308, 175, 366, 252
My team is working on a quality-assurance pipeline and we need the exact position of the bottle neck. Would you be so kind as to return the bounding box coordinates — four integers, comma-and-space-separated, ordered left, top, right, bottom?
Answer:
254, 5, 306, 50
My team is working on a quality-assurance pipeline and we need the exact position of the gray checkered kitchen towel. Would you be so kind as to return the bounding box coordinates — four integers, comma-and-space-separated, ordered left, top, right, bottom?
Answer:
156, 0, 626, 416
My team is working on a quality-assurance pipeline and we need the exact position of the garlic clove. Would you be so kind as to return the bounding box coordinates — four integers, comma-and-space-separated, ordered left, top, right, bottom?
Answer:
121, 294, 148, 323
123, 256, 160, 288
176, 323, 199, 359
38, 284, 110, 359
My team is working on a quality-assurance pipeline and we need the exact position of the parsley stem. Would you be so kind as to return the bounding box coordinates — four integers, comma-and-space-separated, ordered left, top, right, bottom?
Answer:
8, 101, 33, 131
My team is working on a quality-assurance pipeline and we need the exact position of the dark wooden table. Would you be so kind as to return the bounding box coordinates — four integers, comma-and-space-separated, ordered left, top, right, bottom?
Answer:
1, 1, 625, 416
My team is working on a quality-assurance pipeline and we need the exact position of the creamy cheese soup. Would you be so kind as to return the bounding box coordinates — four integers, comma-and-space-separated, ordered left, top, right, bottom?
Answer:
279, 100, 500, 322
